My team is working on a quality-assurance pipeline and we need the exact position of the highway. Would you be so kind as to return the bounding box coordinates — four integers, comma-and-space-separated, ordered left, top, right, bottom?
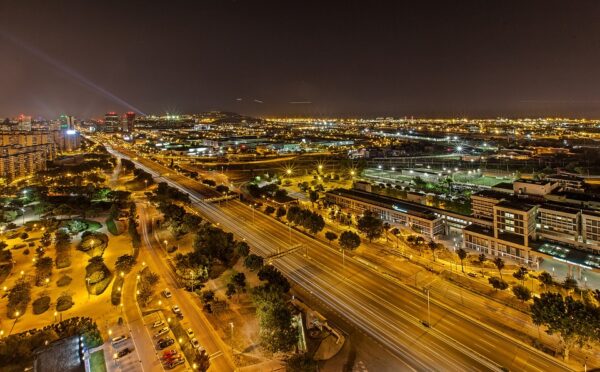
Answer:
107, 144, 573, 372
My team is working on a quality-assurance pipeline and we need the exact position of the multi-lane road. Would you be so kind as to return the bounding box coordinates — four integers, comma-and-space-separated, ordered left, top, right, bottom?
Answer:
107, 143, 574, 372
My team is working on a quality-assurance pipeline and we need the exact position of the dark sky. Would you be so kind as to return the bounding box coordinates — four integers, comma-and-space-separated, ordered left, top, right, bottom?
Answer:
1, 0, 600, 119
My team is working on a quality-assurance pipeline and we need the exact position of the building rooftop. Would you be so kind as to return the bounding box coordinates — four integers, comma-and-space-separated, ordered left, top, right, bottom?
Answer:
326, 188, 439, 221
495, 200, 536, 212
514, 178, 554, 185
472, 189, 510, 200
538, 203, 581, 215
545, 174, 584, 182
463, 223, 494, 237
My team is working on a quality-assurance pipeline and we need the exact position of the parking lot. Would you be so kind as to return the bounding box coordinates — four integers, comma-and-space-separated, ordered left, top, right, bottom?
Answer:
143, 309, 189, 371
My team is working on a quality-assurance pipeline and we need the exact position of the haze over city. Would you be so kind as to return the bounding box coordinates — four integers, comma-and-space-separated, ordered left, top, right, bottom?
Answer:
3, 1, 600, 118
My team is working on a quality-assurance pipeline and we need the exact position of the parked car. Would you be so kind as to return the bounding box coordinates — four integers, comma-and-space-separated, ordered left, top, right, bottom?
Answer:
115, 348, 131, 359
189, 337, 203, 351
162, 350, 179, 361
162, 289, 172, 298
186, 328, 194, 338
157, 338, 175, 350
111, 335, 128, 346
152, 320, 165, 328
154, 327, 170, 338
166, 357, 184, 369
162, 349, 178, 358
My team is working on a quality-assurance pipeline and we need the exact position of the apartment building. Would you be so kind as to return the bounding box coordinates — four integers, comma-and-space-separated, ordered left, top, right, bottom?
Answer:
0, 130, 80, 182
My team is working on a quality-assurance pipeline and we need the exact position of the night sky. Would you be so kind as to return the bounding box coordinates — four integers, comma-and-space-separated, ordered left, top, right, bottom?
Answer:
1, 0, 600, 118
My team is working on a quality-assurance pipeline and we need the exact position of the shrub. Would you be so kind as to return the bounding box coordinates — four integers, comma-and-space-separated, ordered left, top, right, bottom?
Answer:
23, 248, 30, 255
56, 275, 72, 287
105, 218, 120, 236
7, 279, 31, 317
87, 270, 106, 284
56, 295, 74, 311
32, 296, 51, 314
55, 255, 71, 269
111, 276, 124, 306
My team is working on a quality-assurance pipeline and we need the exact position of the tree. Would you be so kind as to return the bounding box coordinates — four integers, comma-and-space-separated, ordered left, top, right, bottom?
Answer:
512, 284, 531, 302
40, 230, 52, 247
34, 257, 53, 286
286, 205, 302, 226
488, 277, 508, 291
252, 286, 298, 353
456, 248, 467, 273
324, 231, 338, 246
7, 278, 31, 317
531, 292, 599, 361
308, 190, 318, 207
303, 213, 324, 235
182, 213, 203, 234
232, 272, 246, 292
258, 265, 290, 293
339, 231, 361, 251
538, 271, 553, 291
193, 349, 211, 372
225, 283, 236, 299
513, 266, 529, 285
201, 290, 215, 304
382, 222, 391, 241
428, 240, 442, 262
477, 253, 486, 271
20, 232, 29, 240
563, 277, 579, 294
115, 254, 136, 274
276, 206, 287, 219
265, 206, 275, 215
357, 211, 383, 242
493, 257, 505, 279
244, 254, 264, 271
235, 241, 250, 257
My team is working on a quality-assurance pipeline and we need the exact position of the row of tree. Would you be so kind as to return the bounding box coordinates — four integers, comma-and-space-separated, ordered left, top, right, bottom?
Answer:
286, 205, 325, 235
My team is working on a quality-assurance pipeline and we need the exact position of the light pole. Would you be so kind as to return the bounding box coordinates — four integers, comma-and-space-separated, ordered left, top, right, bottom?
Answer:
424, 288, 431, 327
21, 208, 25, 225
86, 278, 91, 299
229, 322, 234, 355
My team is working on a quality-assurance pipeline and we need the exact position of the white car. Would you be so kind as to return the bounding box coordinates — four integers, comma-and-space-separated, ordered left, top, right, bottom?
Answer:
171, 305, 181, 314
162, 289, 172, 298
189, 337, 201, 350
111, 335, 128, 346
153, 327, 170, 338
186, 328, 194, 338
152, 320, 165, 328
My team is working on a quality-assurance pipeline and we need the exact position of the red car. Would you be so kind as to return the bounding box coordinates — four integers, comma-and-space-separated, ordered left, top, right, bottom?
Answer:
162, 349, 178, 359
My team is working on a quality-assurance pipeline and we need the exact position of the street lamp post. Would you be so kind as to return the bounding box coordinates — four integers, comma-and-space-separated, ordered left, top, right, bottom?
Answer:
424, 288, 431, 327
229, 322, 234, 355
86, 278, 91, 299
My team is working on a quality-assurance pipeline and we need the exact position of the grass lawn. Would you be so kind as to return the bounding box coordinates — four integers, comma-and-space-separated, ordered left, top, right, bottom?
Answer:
90, 349, 107, 372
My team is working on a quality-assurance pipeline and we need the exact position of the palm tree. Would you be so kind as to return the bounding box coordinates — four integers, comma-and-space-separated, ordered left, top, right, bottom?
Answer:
457, 248, 467, 273
478, 253, 486, 274
538, 271, 553, 291
493, 257, 505, 280
383, 222, 391, 241
390, 228, 400, 249
428, 240, 439, 262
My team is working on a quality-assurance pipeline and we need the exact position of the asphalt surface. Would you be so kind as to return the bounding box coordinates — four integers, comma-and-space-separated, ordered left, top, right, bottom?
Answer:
108, 144, 573, 372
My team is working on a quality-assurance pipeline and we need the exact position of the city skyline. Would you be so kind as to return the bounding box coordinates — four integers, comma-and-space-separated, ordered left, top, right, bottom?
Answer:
2, 1, 600, 118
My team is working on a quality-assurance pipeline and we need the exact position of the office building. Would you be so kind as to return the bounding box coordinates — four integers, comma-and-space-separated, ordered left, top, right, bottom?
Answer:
103, 112, 120, 132
121, 112, 135, 132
